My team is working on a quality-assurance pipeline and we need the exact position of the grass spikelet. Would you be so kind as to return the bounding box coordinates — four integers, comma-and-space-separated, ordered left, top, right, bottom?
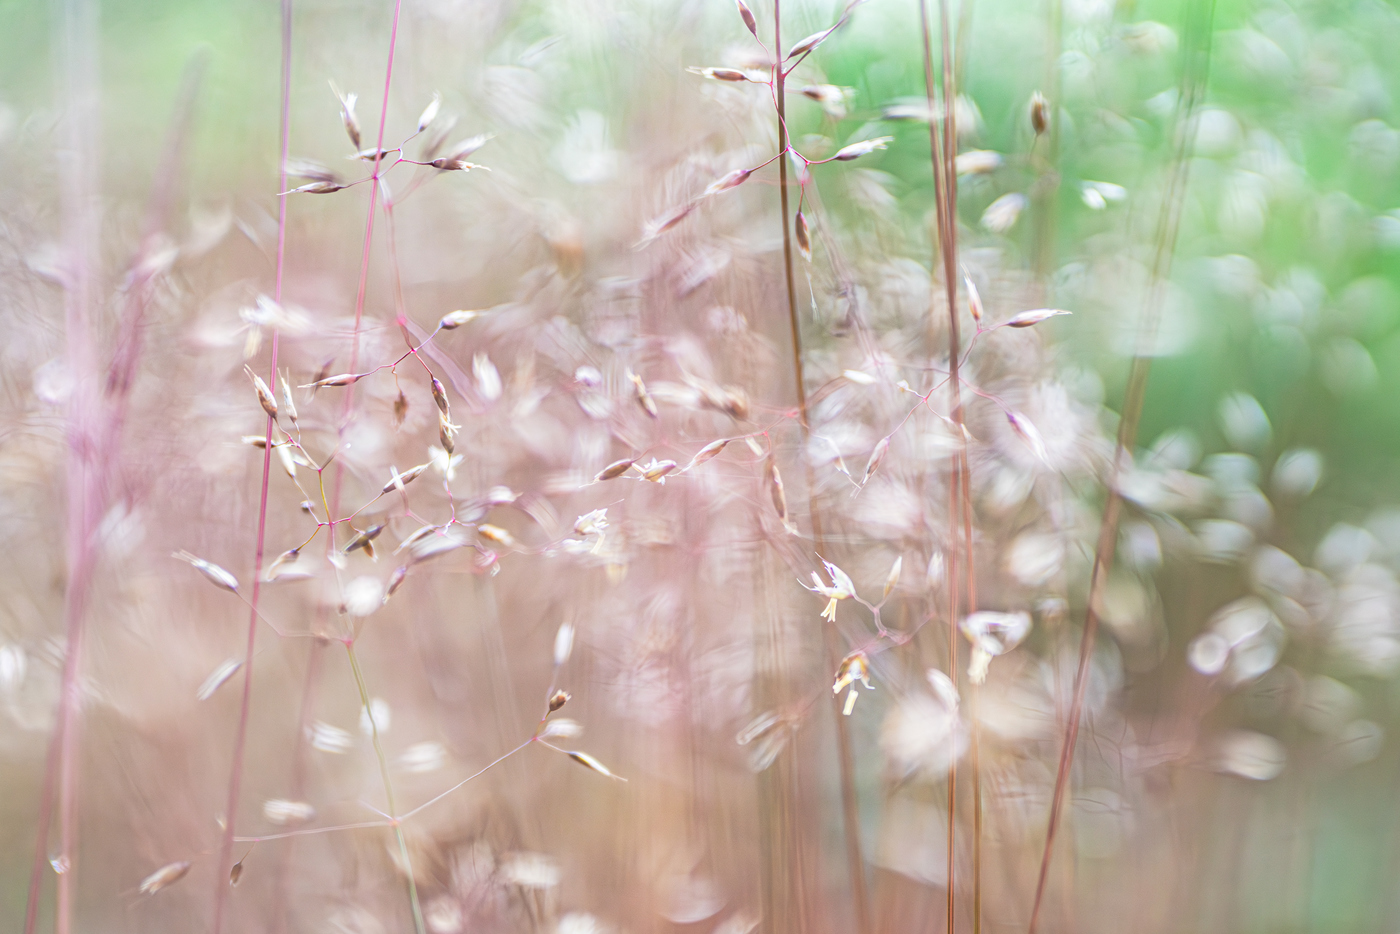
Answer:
139, 861, 192, 896
563, 750, 627, 781
173, 551, 240, 593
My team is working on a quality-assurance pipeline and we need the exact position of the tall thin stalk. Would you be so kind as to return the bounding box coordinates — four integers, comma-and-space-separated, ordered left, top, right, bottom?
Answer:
324, 4, 426, 933
26, 43, 206, 934
772, 3, 870, 932
918, 0, 973, 929
45, 1, 102, 931
1026, 2, 1217, 930
208, 2, 294, 932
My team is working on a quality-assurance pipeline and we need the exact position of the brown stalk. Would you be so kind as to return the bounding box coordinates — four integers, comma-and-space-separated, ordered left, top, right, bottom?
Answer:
1025, 1, 1217, 930
918, 0, 973, 928
772, 3, 870, 933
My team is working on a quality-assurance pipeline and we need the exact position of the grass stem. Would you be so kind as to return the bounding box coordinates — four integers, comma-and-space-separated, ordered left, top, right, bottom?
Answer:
1026, 2, 1217, 930
209, 3, 294, 931
346, 642, 427, 934
773, 3, 870, 932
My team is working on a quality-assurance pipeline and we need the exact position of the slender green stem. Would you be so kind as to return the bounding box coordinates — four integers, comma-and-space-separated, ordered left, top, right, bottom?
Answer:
345, 642, 427, 934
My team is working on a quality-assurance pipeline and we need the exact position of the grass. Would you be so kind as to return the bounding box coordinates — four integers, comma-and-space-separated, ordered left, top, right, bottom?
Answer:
7, 0, 1400, 932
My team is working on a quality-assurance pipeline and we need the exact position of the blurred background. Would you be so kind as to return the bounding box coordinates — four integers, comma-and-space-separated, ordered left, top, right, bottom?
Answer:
4, 0, 1400, 931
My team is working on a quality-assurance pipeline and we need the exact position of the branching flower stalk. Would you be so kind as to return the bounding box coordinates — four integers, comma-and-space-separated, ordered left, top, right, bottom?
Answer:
1026, 1, 1218, 930
316, 5, 424, 933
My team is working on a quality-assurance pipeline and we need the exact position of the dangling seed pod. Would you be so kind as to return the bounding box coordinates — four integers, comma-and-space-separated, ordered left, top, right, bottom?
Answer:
767, 459, 788, 523
244, 366, 278, 420
1030, 91, 1049, 136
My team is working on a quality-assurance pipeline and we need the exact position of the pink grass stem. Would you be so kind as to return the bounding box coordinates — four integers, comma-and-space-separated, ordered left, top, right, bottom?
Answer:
208, 3, 295, 932
329, 0, 404, 539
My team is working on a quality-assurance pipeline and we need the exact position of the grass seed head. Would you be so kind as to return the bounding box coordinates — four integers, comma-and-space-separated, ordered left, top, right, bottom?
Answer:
955, 149, 1003, 175
981, 192, 1027, 233
686, 438, 731, 471
596, 458, 636, 482
333, 83, 361, 150
285, 180, 349, 195
736, 0, 759, 36
549, 689, 571, 712
139, 860, 192, 896
629, 372, 658, 418
243, 365, 278, 419
832, 136, 892, 161
564, 750, 626, 781
344, 524, 386, 554
302, 372, 364, 388
641, 459, 679, 482
173, 551, 240, 593
439, 309, 481, 329
786, 25, 835, 60
417, 92, 442, 133
554, 623, 575, 666
431, 377, 450, 414
438, 411, 457, 454
573, 509, 608, 536
285, 158, 341, 184
263, 799, 316, 825
385, 565, 409, 600
1004, 308, 1071, 328
477, 523, 517, 548
688, 66, 754, 82
639, 202, 697, 246
795, 211, 812, 262
264, 547, 300, 581
862, 435, 891, 484
883, 556, 903, 600
800, 84, 854, 118
704, 167, 753, 196
279, 374, 298, 424
767, 460, 788, 521
381, 463, 429, 494
1030, 90, 1049, 136
964, 273, 983, 323
1006, 409, 1051, 464
275, 444, 297, 478
833, 652, 872, 694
